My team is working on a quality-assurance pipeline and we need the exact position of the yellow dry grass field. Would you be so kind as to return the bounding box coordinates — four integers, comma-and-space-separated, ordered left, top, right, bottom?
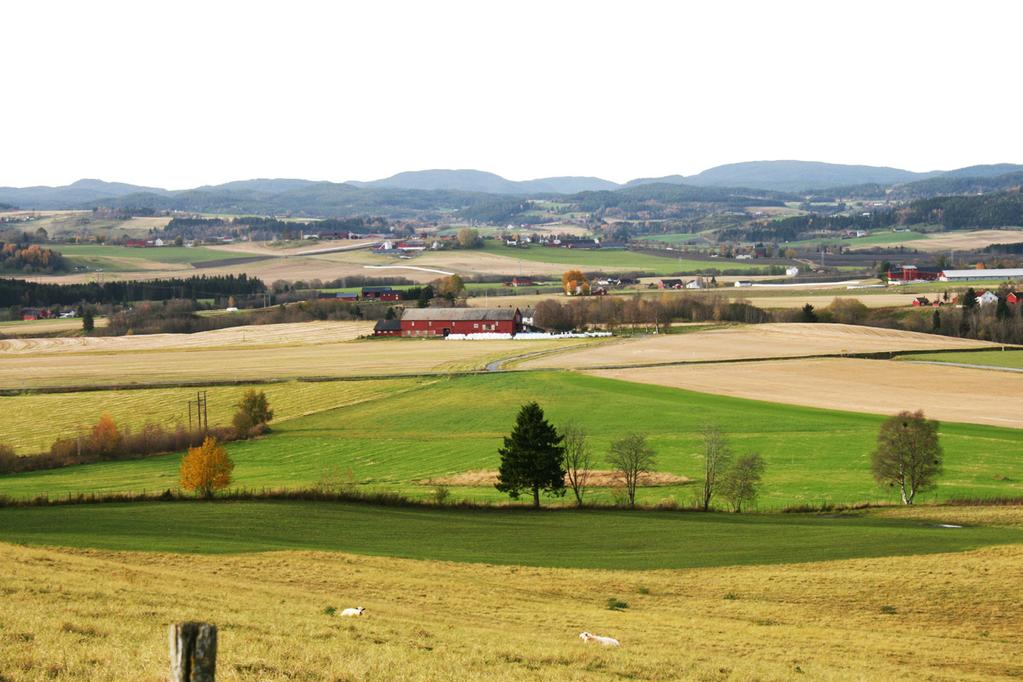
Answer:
2, 535, 1022, 681
0, 321, 373, 355
732, 292, 925, 309
521, 322, 997, 370
856, 229, 1023, 253
422, 470, 690, 487
0, 378, 425, 454
0, 333, 603, 390
590, 357, 1023, 429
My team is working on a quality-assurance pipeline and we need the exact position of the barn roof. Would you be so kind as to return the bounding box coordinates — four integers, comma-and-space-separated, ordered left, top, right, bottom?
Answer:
374, 319, 402, 331
401, 307, 519, 321
941, 268, 1023, 279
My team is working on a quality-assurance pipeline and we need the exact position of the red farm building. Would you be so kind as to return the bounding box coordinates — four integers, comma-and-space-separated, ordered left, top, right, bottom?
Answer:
887, 265, 941, 282
400, 308, 522, 337
373, 319, 402, 336
361, 286, 401, 302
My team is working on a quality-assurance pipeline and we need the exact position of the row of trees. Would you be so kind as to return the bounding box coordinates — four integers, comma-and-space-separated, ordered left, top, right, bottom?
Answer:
0, 274, 266, 308
494, 403, 945, 510
495, 403, 767, 511
533, 293, 770, 332
781, 290, 1023, 345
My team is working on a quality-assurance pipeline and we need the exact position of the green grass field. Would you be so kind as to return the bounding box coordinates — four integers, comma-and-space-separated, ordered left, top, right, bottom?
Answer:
782, 231, 929, 249
899, 349, 1023, 370
3, 372, 1021, 506
53, 244, 230, 265
1, 501, 1017, 570
635, 233, 712, 246
480, 242, 770, 274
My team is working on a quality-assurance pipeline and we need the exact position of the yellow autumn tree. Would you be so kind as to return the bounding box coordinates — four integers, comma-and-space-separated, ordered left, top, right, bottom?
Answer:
180, 436, 234, 498
562, 269, 589, 296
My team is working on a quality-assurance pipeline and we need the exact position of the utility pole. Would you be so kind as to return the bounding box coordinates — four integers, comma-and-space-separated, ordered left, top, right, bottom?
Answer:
188, 391, 209, 434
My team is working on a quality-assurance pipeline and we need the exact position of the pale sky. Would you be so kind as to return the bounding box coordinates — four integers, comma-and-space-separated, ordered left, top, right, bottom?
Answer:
3, 0, 1021, 188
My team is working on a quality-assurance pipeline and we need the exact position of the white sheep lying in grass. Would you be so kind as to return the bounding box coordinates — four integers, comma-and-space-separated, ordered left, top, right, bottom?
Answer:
340, 607, 365, 617
579, 631, 620, 647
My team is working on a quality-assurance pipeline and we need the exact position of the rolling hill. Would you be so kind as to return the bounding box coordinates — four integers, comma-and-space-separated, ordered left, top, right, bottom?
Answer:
3, 161, 1023, 217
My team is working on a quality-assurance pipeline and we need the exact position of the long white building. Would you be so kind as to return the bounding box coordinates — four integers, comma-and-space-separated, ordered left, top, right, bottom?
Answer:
939, 268, 1023, 282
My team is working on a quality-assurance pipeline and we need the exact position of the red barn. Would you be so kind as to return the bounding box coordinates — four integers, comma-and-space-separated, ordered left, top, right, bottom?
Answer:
887, 265, 941, 282
400, 308, 522, 337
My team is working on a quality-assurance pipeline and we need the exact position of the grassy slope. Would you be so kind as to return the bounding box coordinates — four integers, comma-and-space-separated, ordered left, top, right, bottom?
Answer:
1, 501, 1018, 569
478, 242, 770, 274
899, 349, 1023, 369
3, 372, 1021, 505
6, 537, 1022, 681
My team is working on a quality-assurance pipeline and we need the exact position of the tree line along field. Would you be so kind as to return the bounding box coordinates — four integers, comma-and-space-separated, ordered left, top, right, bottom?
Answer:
4, 372, 1022, 506
3, 527, 1018, 682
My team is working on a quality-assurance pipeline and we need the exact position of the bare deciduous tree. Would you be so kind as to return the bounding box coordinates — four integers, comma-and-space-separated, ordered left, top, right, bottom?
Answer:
720, 452, 765, 512
562, 423, 592, 507
608, 433, 656, 509
700, 424, 732, 511
871, 410, 943, 505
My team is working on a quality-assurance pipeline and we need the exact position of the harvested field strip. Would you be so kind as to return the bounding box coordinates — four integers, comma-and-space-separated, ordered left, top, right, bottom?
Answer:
0, 337, 605, 389
589, 357, 1023, 430
52, 244, 231, 264
0, 321, 373, 355
3, 539, 1023, 681
0, 377, 429, 454
521, 323, 1000, 370
190, 255, 274, 268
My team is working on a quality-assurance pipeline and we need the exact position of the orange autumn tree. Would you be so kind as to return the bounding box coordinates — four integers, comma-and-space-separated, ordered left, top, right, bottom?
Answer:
562, 269, 589, 296
180, 436, 234, 498
89, 414, 122, 456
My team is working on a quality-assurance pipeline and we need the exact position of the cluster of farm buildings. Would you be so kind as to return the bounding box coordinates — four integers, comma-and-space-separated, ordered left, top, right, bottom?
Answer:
887, 266, 1023, 283
374, 308, 527, 337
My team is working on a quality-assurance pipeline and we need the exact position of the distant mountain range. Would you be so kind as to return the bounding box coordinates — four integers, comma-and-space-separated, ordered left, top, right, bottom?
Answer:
2, 161, 1022, 215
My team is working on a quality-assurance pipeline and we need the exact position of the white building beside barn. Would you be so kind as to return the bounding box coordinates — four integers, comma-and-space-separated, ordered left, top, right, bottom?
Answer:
977, 291, 1000, 306
939, 268, 1023, 282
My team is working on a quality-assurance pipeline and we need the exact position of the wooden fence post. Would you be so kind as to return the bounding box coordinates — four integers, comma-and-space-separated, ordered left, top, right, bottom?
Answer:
169, 621, 217, 682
